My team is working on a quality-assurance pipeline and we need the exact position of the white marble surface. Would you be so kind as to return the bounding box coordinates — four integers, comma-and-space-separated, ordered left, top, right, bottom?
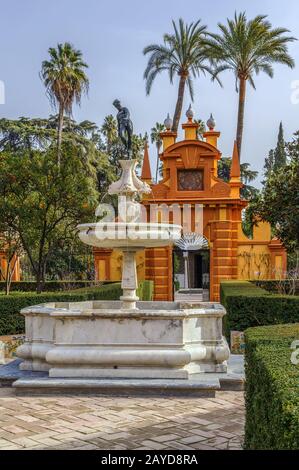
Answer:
17, 308, 55, 371
108, 159, 151, 196
17, 300, 230, 378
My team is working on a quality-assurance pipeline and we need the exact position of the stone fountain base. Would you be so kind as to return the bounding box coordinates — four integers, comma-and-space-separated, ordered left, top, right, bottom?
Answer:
12, 376, 221, 397
1, 355, 244, 396
16, 300, 230, 382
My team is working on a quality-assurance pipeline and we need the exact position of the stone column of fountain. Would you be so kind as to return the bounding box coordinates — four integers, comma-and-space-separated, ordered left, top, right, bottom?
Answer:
107, 159, 151, 310
78, 158, 182, 311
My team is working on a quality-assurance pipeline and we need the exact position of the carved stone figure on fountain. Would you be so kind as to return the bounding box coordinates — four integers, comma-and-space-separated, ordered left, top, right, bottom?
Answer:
113, 99, 133, 158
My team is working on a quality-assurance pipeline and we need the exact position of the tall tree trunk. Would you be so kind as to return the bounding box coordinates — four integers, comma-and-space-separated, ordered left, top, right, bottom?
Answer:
36, 277, 42, 294
36, 256, 46, 294
236, 77, 247, 161
155, 143, 161, 183
57, 103, 64, 167
172, 73, 187, 134
36, 267, 45, 294
5, 255, 17, 296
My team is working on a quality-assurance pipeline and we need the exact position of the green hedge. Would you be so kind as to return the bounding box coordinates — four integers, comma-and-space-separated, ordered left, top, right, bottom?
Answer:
0, 283, 122, 336
220, 281, 299, 340
0, 280, 154, 336
0, 280, 109, 292
136, 280, 154, 301
244, 324, 299, 449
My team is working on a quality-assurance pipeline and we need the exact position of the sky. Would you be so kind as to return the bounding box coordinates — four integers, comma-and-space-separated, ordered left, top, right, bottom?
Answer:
1, 0, 299, 185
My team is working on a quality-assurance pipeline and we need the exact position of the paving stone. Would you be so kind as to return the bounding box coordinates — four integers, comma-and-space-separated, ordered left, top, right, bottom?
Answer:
180, 435, 207, 444
151, 433, 180, 443
140, 440, 168, 450
0, 387, 244, 450
166, 441, 194, 450
191, 442, 220, 450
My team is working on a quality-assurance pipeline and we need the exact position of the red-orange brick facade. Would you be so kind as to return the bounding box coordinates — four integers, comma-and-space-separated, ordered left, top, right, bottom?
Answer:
94, 118, 286, 302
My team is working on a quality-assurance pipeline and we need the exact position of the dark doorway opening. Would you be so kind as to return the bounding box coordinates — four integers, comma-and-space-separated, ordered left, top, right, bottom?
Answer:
194, 254, 203, 288
173, 248, 210, 295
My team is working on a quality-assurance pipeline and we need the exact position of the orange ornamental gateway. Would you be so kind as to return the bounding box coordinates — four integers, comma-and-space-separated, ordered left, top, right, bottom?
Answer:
94, 111, 286, 302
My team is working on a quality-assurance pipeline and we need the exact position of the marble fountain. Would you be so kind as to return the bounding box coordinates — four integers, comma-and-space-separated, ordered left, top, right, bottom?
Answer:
11, 159, 236, 396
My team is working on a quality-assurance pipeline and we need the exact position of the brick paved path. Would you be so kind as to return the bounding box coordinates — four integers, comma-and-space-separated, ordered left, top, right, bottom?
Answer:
0, 388, 244, 450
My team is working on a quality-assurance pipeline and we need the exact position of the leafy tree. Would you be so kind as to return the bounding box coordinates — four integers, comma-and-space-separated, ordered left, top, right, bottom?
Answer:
0, 117, 56, 152
47, 115, 98, 137
0, 116, 98, 155
263, 149, 275, 182
0, 111, 146, 287
0, 115, 115, 195
45, 239, 94, 281
41, 42, 89, 166
106, 134, 145, 174
0, 144, 98, 292
264, 122, 287, 180
143, 18, 215, 133
252, 138, 299, 254
150, 122, 165, 183
206, 12, 295, 159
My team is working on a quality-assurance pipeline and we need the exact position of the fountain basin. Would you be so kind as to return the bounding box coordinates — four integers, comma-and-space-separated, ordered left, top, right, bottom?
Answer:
78, 221, 182, 310
16, 300, 230, 379
77, 222, 182, 249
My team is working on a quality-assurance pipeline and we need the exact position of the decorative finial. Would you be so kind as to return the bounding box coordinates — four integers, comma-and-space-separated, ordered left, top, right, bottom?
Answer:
206, 113, 216, 131
164, 113, 173, 131
186, 104, 194, 122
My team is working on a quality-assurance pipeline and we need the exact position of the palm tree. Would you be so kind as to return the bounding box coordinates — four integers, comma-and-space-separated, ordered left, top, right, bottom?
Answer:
41, 42, 89, 166
150, 122, 165, 183
143, 18, 214, 134
101, 115, 118, 151
206, 12, 295, 159
194, 118, 206, 140
218, 156, 258, 199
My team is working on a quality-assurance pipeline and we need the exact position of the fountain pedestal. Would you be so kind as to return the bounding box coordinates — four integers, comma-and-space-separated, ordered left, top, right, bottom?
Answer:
120, 249, 139, 309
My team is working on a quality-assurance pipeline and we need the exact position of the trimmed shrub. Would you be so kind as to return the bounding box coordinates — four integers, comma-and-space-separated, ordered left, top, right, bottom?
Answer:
0, 283, 122, 335
244, 324, 299, 449
0, 280, 154, 335
220, 281, 299, 340
0, 280, 110, 292
137, 280, 154, 301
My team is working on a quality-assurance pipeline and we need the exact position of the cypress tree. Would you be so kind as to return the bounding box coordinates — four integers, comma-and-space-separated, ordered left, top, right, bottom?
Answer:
273, 122, 287, 170
263, 122, 287, 181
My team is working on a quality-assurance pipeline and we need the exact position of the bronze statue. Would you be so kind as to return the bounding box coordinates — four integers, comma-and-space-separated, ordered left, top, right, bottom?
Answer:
113, 99, 133, 157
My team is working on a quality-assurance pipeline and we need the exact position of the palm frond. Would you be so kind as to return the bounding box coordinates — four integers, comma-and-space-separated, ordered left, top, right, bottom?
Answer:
143, 18, 213, 94
41, 42, 89, 115
206, 11, 295, 90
